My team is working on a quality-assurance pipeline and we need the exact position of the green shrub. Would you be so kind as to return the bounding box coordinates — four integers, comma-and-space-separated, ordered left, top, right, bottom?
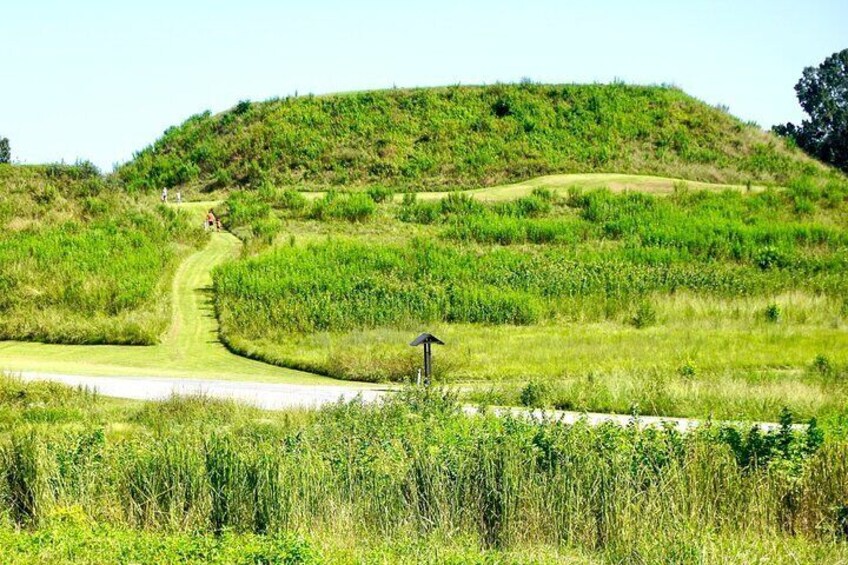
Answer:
225, 191, 271, 228
631, 301, 657, 328
519, 381, 550, 408
678, 360, 697, 378
397, 197, 440, 224
278, 189, 308, 213
366, 185, 394, 203
310, 192, 375, 222
757, 246, 787, 270
812, 354, 833, 377
765, 303, 782, 323
233, 100, 251, 115
439, 192, 484, 216
494, 194, 552, 218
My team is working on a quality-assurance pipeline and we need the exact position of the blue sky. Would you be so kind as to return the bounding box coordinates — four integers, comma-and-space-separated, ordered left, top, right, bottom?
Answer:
1, 0, 845, 171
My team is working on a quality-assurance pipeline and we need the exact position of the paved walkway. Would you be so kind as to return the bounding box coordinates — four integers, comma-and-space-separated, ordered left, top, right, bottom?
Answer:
17, 371, 786, 432
17, 371, 384, 410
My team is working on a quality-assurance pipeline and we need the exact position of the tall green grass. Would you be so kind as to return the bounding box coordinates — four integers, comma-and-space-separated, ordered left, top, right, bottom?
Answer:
408, 181, 848, 270
0, 164, 204, 344
221, 189, 377, 251
214, 236, 846, 338
212, 176, 848, 397
1, 380, 846, 563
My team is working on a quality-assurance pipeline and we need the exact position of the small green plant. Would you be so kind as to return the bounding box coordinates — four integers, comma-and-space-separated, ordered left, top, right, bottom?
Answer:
530, 186, 555, 202
310, 193, 375, 222
793, 196, 815, 215
631, 301, 657, 328
812, 354, 833, 377
765, 303, 782, 323
277, 189, 308, 213
519, 380, 550, 408
756, 246, 786, 270
678, 360, 697, 378
366, 185, 394, 203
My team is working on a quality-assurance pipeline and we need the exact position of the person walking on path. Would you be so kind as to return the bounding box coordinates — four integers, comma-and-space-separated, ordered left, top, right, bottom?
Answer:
206, 209, 218, 231
161, 187, 168, 203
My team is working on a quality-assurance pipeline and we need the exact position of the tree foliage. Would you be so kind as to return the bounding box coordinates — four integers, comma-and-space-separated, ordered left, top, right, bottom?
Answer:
774, 49, 848, 173
0, 136, 10, 164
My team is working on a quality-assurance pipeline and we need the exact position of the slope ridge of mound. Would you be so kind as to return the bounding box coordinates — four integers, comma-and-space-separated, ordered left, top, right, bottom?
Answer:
119, 83, 840, 192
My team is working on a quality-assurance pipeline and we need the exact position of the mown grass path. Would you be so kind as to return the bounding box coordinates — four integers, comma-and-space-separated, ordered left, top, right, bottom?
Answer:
414, 173, 769, 201
0, 202, 355, 386
294, 173, 770, 202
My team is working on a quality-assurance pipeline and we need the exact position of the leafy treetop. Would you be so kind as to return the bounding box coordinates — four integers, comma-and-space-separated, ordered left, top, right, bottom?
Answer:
774, 48, 848, 173
0, 136, 10, 164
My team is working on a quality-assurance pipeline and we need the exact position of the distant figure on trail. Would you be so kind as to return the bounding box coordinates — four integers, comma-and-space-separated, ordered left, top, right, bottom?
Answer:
175, 189, 182, 204
206, 209, 218, 231
161, 187, 168, 203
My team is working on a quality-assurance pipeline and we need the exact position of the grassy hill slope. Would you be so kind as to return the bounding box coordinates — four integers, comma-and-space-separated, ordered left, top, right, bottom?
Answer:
0, 164, 204, 344
119, 83, 839, 193
208, 176, 848, 420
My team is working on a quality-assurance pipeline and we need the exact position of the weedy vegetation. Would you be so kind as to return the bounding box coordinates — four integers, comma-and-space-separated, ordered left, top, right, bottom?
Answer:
0, 164, 204, 344
211, 174, 848, 423
4, 82, 848, 563
2, 376, 848, 564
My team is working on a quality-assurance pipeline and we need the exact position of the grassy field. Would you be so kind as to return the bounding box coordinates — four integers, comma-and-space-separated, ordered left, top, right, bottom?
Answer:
6, 169, 844, 421
210, 174, 848, 421
1, 375, 847, 564
118, 83, 837, 193
0, 200, 346, 385
6, 82, 848, 565
0, 164, 205, 344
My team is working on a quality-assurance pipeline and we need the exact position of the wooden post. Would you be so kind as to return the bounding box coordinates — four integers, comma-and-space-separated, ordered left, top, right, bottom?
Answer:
409, 333, 444, 387
424, 342, 432, 385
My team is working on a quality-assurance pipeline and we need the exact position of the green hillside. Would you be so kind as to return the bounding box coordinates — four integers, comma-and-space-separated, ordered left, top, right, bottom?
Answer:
4, 82, 848, 422
118, 83, 839, 193
0, 164, 204, 344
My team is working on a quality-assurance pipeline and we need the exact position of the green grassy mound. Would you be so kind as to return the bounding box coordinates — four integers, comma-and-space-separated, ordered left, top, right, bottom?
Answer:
0, 164, 204, 344
118, 83, 839, 193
